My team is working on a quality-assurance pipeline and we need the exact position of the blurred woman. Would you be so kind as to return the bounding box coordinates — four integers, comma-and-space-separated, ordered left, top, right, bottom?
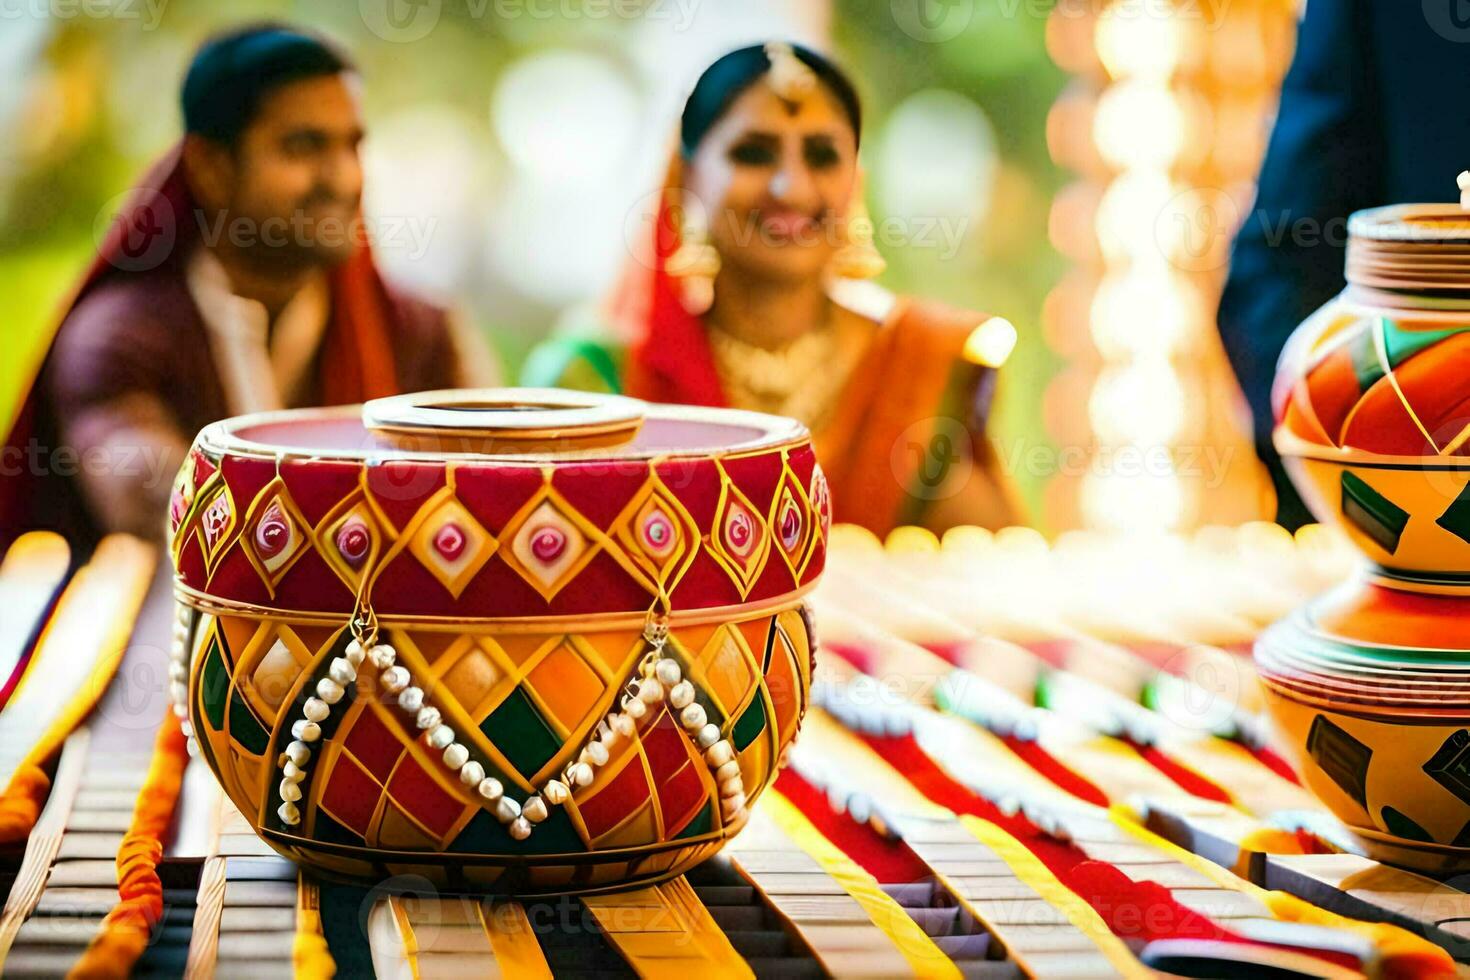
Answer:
527, 42, 1022, 535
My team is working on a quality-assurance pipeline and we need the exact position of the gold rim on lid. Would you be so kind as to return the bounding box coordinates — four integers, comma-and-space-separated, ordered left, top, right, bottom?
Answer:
362, 388, 647, 453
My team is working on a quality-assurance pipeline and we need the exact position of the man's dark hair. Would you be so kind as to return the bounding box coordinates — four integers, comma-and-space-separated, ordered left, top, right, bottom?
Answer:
181, 24, 354, 145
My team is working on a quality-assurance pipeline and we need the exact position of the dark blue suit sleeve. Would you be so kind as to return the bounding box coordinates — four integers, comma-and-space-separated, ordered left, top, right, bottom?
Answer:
1217, 0, 1384, 448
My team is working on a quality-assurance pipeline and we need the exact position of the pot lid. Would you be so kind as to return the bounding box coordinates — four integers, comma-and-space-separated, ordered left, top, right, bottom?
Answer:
199, 389, 808, 462
1347, 204, 1470, 293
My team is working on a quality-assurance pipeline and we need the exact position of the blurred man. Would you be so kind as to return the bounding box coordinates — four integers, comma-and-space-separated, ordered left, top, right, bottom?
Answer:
1218, 0, 1470, 526
1, 24, 497, 550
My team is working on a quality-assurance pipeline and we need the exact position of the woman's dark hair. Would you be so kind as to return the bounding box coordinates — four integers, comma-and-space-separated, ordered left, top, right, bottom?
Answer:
182, 24, 354, 146
679, 43, 862, 159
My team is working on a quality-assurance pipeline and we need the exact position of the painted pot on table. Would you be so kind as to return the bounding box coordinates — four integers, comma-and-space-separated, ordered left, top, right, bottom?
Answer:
1260, 202, 1470, 872
165, 389, 825, 892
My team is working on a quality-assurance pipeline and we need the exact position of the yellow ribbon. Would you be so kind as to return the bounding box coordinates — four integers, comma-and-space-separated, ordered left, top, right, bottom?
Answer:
758, 789, 962, 979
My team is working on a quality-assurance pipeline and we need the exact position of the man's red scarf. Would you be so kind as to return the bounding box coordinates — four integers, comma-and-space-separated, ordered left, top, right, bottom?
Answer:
0, 146, 406, 550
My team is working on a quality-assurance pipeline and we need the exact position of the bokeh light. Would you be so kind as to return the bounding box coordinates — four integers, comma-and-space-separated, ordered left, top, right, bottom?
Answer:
875, 89, 997, 238
491, 50, 640, 187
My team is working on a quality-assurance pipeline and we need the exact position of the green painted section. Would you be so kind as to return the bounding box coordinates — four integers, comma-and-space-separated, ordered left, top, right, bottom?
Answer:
228, 697, 271, 757
1380, 316, 1470, 370
675, 800, 714, 840
1436, 483, 1470, 545
1348, 330, 1386, 392
480, 686, 562, 780
730, 694, 767, 752
1381, 805, 1434, 843
199, 637, 228, 732
1261, 612, 1470, 667
1340, 471, 1409, 554
451, 805, 587, 855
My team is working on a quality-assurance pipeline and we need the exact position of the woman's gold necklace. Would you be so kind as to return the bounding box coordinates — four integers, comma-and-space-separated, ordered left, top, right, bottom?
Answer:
706, 316, 858, 430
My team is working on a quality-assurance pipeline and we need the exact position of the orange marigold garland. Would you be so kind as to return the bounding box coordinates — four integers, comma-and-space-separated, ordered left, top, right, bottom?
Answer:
68, 711, 188, 980
0, 765, 51, 845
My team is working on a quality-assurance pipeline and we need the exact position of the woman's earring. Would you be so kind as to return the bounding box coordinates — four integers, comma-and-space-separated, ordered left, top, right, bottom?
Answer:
666, 201, 720, 315
829, 192, 886, 281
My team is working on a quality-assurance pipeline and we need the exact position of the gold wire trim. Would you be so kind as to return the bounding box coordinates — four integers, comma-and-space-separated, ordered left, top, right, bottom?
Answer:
172, 580, 814, 631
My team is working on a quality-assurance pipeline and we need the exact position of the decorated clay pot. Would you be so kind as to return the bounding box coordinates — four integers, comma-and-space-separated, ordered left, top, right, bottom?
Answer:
1260, 204, 1470, 871
166, 389, 825, 892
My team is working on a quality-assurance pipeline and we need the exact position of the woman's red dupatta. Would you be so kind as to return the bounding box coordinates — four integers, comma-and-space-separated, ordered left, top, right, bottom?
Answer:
613, 155, 983, 536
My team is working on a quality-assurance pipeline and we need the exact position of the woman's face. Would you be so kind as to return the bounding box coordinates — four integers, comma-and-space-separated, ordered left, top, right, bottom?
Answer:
684, 77, 858, 284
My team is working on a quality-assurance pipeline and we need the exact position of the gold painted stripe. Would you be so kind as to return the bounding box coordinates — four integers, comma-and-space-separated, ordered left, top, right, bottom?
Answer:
955, 815, 1149, 978
387, 896, 421, 979
753, 790, 962, 979
1372, 316, 1441, 453
481, 900, 554, 980
1438, 421, 1470, 456
174, 580, 813, 631
582, 877, 754, 980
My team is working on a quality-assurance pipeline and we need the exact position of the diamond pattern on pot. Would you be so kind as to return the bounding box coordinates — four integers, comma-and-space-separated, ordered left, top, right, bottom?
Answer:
478, 684, 565, 783
314, 491, 385, 593
612, 478, 701, 594
244, 627, 312, 718
809, 462, 832, 540
498, 488, 603, 600
522, 640, 607, 739
768, 467, 815, 580
168, 451, 200, 537
195, 479, 236, 574
575, 749, 654, 843
434, 639, 502, 717
639, 707, 711, 837
407, 495, 498, 599
706, 475, 770, 598
568, 704, 718, 848
241, 479, 311, 593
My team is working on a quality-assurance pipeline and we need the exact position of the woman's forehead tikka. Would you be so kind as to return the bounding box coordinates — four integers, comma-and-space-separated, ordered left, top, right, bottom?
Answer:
763, 42, 817, 108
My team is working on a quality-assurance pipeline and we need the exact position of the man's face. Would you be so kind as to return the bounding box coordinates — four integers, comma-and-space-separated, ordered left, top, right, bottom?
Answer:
196, 73, 366, 267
